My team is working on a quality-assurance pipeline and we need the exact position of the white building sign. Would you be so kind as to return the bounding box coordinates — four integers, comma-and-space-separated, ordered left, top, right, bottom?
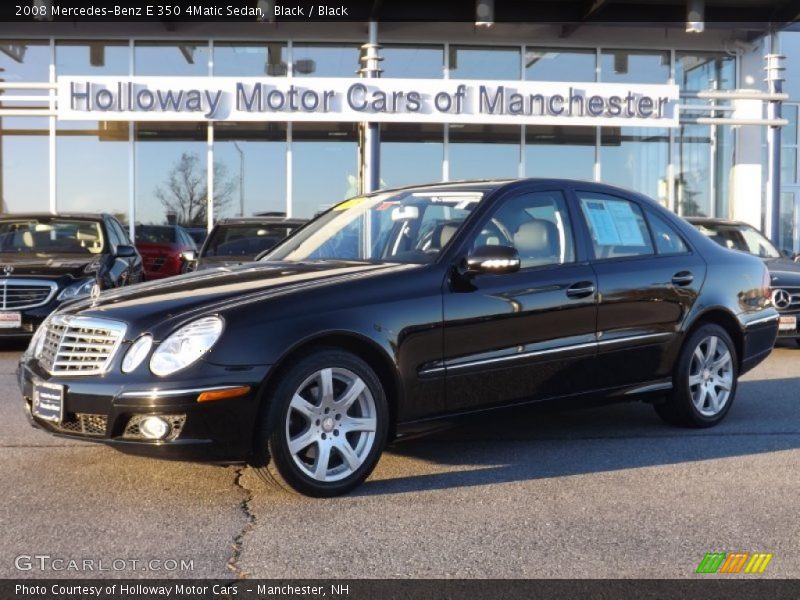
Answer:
57, 76, 680, 127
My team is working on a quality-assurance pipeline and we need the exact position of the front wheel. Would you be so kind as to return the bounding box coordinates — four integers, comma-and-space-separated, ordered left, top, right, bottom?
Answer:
655, 323, 738, 428
254, 349, 388, 497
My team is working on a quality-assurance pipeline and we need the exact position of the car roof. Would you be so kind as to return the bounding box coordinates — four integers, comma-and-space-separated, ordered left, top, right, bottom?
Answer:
216, 217, 307, 227
685, 217, 749, 227
0, 212, 109, 221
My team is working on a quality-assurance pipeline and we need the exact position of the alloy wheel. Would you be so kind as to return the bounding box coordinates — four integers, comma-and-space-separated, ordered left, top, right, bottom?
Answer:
285, 367, 377, 483
688, 335, 734, 417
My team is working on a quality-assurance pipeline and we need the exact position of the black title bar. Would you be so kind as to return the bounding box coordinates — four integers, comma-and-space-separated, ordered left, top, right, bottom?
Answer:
3, 0, 797, 23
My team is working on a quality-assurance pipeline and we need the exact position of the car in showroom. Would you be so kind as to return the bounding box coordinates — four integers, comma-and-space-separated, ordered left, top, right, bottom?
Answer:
195, 216, 307, 271
688, 217, 800, 344
19, 180, 778, 497
0, 213, 143, 337
134, 224, 198, 280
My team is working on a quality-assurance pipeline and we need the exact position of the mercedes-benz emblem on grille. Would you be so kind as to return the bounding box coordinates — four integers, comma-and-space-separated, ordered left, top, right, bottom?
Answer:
772, 288, 792, 309
3, 265, 12, 277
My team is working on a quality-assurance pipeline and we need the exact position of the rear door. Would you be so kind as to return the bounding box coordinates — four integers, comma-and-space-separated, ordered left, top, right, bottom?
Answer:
573, 188, 706, 389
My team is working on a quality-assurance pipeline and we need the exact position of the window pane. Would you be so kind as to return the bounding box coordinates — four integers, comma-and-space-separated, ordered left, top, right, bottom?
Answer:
292, 122, 358, 218
382, 45, 443, 79
1, 118, 49, 214
600, 49, 669, 84
525, 48, 595, 82
782, 148, 797, 184
647, 211, 688, 254
526, 126, 595, 180
135, 123, 207, 228
449, 46, 520, 80
600, 128, 669, 205
578, 192, 654, 258
213, 43, 288, 77
57, 121, 129, 219
56, 40, 129, 76
449, 124, 519, 180
214, 122, 287, 218
292, 44, 360, 77
780, 31, 800, 101
474, 190, 575, 268
380, 123, 443, 188
135, 42, 209, 76
0, 40, 49, 92
675, 52, 736, 94
675, 124, 711, 216
786, 105, 798, 146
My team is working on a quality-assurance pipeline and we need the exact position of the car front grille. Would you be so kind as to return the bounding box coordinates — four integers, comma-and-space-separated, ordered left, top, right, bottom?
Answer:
770, 286, 800, 312
50, 413, 108, 436
37, 314, 127, 376
0, 279, 57, 310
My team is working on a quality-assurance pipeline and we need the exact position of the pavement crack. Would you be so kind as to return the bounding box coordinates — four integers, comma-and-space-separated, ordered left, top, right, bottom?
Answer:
227, 466, 255, 579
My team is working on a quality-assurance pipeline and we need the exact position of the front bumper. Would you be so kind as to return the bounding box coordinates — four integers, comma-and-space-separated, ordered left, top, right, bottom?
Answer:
18, 358, 271, 463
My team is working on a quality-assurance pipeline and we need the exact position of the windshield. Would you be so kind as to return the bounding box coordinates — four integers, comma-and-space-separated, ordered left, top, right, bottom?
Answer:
696, 222, 781, 258
0, 218, 105, 255
204, 224, 300, 258
265, 189, 485, 264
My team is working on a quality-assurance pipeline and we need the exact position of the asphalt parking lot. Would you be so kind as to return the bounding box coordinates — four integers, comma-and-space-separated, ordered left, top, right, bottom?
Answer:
1, 342, 798, 580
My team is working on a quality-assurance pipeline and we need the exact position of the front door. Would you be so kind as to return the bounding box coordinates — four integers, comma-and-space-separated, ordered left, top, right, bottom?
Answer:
442, 185, 598, 412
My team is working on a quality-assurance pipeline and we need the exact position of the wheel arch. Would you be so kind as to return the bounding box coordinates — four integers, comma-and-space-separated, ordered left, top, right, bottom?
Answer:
254, 330, 403, 442
684, 307, 744, 369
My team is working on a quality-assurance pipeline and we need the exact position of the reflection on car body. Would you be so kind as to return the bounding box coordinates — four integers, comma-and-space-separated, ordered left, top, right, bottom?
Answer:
19, 180, 778, 497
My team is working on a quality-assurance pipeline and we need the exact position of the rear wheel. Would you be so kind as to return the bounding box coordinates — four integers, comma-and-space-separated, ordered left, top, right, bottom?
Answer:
254, 349, 388, 497
655, 323, 738, 428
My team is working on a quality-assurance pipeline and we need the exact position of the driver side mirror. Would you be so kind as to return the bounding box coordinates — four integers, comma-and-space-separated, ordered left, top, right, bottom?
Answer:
460, 245, 520, 277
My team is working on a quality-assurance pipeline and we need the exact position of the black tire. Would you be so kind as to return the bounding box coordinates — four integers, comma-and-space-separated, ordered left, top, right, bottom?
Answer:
655, 323, 738, 428
252, 349, 388, 497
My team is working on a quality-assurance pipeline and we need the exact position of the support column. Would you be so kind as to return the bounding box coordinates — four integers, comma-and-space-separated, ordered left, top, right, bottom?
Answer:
765, 32, 785, 242
360, 21, 381, 194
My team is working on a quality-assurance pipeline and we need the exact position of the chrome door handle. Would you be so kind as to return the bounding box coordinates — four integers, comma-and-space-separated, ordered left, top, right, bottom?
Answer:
566, 281, 595, 298
672, 271, 694, 286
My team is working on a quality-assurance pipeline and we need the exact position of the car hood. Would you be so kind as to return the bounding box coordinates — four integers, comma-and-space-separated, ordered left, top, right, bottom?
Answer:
764, 257, 800, 287
0, 253, 100, 279
60, 260, 419, 334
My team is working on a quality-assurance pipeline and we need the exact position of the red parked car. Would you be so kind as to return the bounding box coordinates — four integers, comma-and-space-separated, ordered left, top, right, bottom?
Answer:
134, 224, 197, 280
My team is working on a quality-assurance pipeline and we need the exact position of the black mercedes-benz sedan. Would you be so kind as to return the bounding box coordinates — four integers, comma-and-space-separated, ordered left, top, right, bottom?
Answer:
688, 217, 800, 343
18, 180, 778, 497
0, 213, 143, 337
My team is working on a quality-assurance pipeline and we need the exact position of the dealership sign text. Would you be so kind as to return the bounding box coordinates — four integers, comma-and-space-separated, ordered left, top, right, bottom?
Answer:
57, 76, 679, 127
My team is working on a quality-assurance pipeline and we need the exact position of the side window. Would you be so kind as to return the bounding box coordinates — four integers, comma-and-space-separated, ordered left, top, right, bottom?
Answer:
472, 190, 575, 268
647, 211, 689, 255
577, 192, 654, 259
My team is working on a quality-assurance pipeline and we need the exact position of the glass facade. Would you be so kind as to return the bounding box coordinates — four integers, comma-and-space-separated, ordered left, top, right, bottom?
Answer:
0, 37, 744, 237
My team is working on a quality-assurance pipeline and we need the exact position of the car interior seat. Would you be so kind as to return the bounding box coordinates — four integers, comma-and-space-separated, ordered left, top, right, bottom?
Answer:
513, 219, 560, 266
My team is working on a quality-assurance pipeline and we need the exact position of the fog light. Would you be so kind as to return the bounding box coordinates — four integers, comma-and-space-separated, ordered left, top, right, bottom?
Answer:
139, 416, 170, 440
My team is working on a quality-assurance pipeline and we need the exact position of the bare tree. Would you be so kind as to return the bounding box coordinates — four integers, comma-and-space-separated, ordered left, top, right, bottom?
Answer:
154, 152, 236, 227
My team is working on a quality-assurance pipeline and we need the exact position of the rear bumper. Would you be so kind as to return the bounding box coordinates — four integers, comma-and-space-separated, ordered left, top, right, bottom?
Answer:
18, 358, 271, 463
741, 311, 780, 373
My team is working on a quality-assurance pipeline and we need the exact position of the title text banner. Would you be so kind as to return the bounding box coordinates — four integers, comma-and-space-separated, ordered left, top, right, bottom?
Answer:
57, 76, 679, 127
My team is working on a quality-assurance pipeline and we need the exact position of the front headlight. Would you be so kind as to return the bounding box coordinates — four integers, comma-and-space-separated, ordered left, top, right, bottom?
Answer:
57, 278, 96, 302
150, 316, 224, 377
27, 318, 50, 358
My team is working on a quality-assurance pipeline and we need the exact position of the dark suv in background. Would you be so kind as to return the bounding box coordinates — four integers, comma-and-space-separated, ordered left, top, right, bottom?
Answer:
689, 217, 800, 344
195, 216, 306, 271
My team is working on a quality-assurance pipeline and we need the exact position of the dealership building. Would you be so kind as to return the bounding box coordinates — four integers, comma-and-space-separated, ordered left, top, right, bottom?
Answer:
2, 2, 800, 251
